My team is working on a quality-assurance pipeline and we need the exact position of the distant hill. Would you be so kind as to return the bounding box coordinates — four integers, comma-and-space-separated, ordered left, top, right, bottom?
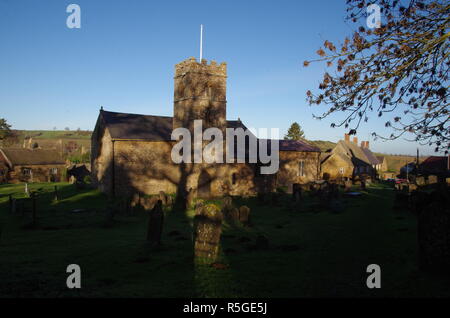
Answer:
1, 130, 92, 163
15, 130, 91, 140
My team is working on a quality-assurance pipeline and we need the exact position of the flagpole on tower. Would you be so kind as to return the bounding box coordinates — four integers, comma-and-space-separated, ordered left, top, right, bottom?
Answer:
200, 24, 203, 62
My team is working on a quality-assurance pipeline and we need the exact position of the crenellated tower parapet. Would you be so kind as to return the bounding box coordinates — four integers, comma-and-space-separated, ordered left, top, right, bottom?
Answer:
173, 57, 227, 133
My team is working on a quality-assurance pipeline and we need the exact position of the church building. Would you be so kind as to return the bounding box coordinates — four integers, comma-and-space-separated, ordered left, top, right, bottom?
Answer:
91, 57, 321, 198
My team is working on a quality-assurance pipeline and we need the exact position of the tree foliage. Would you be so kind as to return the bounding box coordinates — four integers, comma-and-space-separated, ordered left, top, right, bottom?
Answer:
0, 118, 11, 139
284, 122, 305, 140
304, 0, 449, 153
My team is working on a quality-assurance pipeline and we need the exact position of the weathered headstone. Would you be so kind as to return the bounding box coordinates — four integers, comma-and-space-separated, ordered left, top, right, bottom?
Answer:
146, 200, 164, 246
239, 206, 251, 225
193, 204, 223, 263
428, 175, 438, 184
222, 196, 233, 210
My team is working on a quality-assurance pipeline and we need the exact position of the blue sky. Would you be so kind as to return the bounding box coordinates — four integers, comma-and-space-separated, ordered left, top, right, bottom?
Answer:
0, 0, 438, 155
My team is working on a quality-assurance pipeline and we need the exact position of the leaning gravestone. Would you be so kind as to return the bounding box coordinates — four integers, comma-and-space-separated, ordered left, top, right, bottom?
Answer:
239, 206, 251, 225
146, 200, 164, 246
193, 204, 223, 264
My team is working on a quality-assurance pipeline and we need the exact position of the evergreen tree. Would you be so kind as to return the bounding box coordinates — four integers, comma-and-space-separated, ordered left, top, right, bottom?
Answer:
284, 122, 305, 140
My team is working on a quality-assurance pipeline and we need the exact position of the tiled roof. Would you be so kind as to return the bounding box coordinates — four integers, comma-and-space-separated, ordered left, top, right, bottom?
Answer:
279, 139, 321, 152
419, 156, 449, 173
100, 110, 250, 141
0, 148, 65, 166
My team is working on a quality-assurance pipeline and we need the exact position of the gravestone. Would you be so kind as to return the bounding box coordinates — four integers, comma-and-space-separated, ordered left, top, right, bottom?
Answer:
360, 180, 366, 191
416, 176, 426, 186
193, 204, 223, 263
408, 184, 418, 192
239, 206, 251, 225
221, 196, 234, 220
223, 196, 233, 210
228, 208, 240, 222
141, 196, 159, 211
292, 183, 302, 202
428, 175, 438, 184
146, 200, 164, 246
131, 193, 141, 208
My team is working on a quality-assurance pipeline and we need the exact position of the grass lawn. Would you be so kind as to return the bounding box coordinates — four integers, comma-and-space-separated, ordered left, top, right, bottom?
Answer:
0, 182, 449, 298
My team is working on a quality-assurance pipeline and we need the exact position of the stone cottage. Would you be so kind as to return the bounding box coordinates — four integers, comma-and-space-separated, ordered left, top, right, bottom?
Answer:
0, 148, 66, 183
320, 134, 379, 181
91, 57, 321, 198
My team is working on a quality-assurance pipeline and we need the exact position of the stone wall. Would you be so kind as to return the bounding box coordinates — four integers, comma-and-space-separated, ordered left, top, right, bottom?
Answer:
276, 151, 320, 192
321, 154, 353, 180
9, 164, 66, 183
111, 140, 259, 198
91, 119, 113, 194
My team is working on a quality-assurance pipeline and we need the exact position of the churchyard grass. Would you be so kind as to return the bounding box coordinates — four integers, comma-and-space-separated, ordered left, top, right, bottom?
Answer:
0, 182, 449, 297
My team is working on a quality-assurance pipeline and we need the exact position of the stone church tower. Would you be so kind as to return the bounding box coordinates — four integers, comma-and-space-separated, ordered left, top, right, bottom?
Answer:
173, 57, 227, 134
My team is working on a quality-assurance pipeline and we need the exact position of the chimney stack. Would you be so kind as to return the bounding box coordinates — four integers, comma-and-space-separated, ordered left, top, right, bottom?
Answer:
365, 141, 369, 149
344, 134, 350, 142
361, 141, 365, 148
353, 137, 358, 145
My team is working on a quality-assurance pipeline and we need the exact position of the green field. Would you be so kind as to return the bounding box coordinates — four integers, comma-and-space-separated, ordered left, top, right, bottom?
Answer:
0, 182, 449, 297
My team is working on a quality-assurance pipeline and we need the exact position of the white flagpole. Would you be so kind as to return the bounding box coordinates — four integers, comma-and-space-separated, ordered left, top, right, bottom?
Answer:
200, 24, 203, 61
